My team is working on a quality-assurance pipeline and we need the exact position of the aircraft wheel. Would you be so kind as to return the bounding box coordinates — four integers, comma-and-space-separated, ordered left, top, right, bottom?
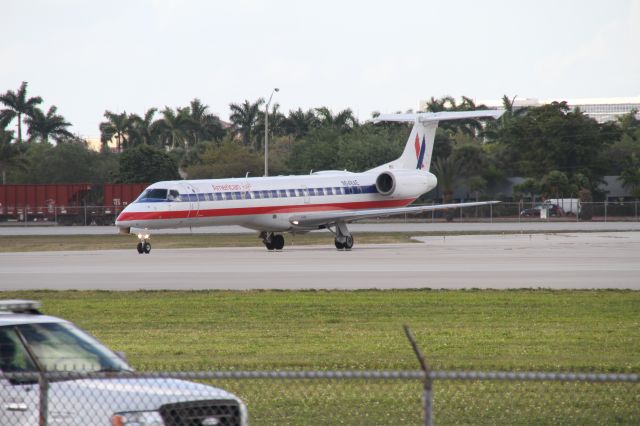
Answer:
344, 235, 354, 250
273, 235, 285, 250
334, 239, 345, 250
265, 241, 275, 251
143, 242, 151, 254
137, 242, 144, 254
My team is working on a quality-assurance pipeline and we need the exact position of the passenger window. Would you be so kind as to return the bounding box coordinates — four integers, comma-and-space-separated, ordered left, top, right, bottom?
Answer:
288, 189, 296, 197
244, 192, 252, 200
271, 190, 278, 198
280, 190, 287, 197
224, 193, 233, 201
253, 191, 261, 199
316, 188, 324, 196
262, 190, 270, 198
215, 193, 223, 201
326, 188, 333, 195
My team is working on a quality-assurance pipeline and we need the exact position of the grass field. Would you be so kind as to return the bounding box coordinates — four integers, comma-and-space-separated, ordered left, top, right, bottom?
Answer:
0, 228, 603, 252
0, 232, 424, 252
2, 289, 638, 424
2, 289, 637, 372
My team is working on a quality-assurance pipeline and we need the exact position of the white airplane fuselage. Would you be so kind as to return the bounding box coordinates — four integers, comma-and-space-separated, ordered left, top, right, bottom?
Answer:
116, 169, 437, 232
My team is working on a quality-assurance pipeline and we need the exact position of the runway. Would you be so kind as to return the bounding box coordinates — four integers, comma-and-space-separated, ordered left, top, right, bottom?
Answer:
1, 232, 638, 290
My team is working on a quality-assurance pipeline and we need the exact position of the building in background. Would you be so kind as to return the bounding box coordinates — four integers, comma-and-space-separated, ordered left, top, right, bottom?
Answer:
475, 96, 640, 123
419, 96, 640, 123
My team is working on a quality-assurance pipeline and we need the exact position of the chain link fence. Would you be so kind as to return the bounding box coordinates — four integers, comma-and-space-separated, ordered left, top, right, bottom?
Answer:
1, 201, 640, 226
1, 369, 638, 425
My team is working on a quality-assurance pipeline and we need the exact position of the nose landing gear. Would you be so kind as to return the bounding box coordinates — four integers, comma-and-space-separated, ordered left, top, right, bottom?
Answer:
136, 233, 151, 254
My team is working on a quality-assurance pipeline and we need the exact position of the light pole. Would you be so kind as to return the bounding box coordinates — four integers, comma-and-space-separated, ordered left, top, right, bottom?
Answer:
264, 87, 279, 176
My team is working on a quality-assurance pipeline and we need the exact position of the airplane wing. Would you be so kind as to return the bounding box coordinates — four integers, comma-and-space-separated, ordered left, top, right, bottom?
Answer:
289, 201, 500, 228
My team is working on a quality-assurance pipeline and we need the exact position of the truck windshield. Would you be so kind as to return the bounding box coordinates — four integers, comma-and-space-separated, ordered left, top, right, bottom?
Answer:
0, 323, 132, 374
137, 188, 168, 202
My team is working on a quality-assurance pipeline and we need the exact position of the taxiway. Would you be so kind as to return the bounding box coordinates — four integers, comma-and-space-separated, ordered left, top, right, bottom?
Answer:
1, 232, 638, 291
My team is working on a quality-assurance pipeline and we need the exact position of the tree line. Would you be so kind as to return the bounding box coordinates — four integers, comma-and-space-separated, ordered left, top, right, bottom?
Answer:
1, 82, 640, 201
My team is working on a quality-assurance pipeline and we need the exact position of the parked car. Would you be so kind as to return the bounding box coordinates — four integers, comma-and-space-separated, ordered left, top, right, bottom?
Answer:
0, 300, 248, 425
520, 203, 564, 217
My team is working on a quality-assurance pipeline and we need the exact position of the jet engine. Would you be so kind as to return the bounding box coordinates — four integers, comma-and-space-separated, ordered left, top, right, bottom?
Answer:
375, 169, 437, 198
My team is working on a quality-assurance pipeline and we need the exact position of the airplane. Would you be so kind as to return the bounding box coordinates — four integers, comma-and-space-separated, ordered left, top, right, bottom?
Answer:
115, 109, 504, 253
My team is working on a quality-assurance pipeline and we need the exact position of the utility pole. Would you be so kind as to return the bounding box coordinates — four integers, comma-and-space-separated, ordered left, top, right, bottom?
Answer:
264, 87, 279, 176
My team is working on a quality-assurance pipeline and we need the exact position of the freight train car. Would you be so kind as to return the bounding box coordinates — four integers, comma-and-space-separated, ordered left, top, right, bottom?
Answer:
0, 183, 147, 225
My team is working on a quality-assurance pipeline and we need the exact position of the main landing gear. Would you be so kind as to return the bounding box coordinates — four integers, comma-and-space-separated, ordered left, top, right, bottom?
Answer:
136, 233, 151, 254
260, 232, 285, 251
331, 221, 354, 251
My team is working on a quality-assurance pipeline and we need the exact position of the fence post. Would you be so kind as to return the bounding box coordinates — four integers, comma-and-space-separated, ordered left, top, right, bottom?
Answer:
38, 374, 49, 426
403, 325, 433, 426
604, 200, 607, 222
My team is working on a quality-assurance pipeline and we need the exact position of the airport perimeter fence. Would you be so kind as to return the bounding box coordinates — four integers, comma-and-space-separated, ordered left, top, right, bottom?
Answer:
2, 201, 640, 226
1, 369, 638, 425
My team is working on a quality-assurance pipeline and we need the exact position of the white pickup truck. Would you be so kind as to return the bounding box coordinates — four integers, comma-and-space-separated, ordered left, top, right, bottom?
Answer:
0, 300, 248, 425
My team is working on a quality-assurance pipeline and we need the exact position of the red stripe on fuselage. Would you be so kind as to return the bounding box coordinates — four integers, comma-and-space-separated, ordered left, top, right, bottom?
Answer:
116, 198, 415, 222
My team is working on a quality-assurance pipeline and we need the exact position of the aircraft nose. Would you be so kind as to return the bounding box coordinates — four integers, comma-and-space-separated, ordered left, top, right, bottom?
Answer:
115, 206, 131, 227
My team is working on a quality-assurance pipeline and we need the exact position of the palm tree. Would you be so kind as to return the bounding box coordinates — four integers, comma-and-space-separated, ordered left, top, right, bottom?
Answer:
424, 96, 456, 113
99, 111, 131, 152
24, 106, 73, 143
229, 99, 264, 148
424, 96, 483, 137
128, 108, 158, 147
0, 117, 23, 183
189, 98, 224, 144
314, 107, 358, 132
255, 103, 286, 149
155, 106, 191, 151
0, 81, 43, 144
284, 108, 318, 139
432, 156, 464, 203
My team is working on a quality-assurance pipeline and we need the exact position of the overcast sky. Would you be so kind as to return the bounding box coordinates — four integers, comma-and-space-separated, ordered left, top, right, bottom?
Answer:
2, 0, 638, 138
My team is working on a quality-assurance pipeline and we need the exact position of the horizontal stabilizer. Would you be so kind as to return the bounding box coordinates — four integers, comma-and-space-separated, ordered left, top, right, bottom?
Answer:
373, 109, 504, 123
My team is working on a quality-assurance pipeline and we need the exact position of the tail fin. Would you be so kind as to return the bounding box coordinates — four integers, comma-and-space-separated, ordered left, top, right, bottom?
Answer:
369, 110, 504, 172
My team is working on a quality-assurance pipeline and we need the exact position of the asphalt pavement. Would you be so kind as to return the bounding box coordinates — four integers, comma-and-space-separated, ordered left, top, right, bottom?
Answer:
1, 232, 638, 291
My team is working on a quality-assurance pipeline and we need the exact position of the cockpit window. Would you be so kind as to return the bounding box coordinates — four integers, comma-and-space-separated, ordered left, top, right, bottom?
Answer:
137, 188, 168, 202
168, 190, 180, 201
